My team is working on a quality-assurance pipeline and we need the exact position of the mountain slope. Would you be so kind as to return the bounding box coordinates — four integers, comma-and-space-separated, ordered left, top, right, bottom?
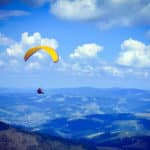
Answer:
0, 121, 87, 150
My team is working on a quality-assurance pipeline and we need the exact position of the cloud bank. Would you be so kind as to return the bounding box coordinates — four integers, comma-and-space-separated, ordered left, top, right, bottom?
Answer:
2, 0, 150, 28
1, 32, 150, 79
50, 0, 150, 28
117, 38, 150, 67
70, 43, 103, 59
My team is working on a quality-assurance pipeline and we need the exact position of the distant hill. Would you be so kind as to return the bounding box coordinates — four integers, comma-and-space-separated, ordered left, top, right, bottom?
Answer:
47, 87, 149, 97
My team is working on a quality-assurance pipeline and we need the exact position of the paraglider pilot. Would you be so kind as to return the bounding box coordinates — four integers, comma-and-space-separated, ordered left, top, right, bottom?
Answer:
37, 88, 44, 94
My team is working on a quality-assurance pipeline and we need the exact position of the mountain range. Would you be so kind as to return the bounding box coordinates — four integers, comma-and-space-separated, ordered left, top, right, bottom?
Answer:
0, 87, 150, 149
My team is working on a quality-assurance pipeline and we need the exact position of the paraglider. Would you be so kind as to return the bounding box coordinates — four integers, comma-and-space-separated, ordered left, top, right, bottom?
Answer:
24, 46, 59, 62
24, 46, 59, 94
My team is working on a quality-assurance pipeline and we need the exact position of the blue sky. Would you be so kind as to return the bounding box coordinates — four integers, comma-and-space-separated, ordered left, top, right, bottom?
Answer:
0, 0, 150, 89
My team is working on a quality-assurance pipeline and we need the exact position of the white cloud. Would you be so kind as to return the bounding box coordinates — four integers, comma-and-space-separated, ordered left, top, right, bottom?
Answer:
57, 38, 150, 78
70, 43, 103, 59
57, 59, 96, 76
33, 52, 45, 59
50, 0, 150, 28
56, 59, 70, 71
21, 32, 58, 49
25, 62, 41, 70
57, 57, 124, 77
71, 63, 82, 72
102, 65, 122, 76
0, 33, 14, 45
51, 0, 101, 21
117, 38, 150, 67
6, 43, 23, 57
122, 67, 150, 78
0, 10, 29, 19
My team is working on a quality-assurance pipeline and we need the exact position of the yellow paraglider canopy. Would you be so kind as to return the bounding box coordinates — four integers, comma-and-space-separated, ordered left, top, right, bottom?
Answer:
24, 46, 59, 63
